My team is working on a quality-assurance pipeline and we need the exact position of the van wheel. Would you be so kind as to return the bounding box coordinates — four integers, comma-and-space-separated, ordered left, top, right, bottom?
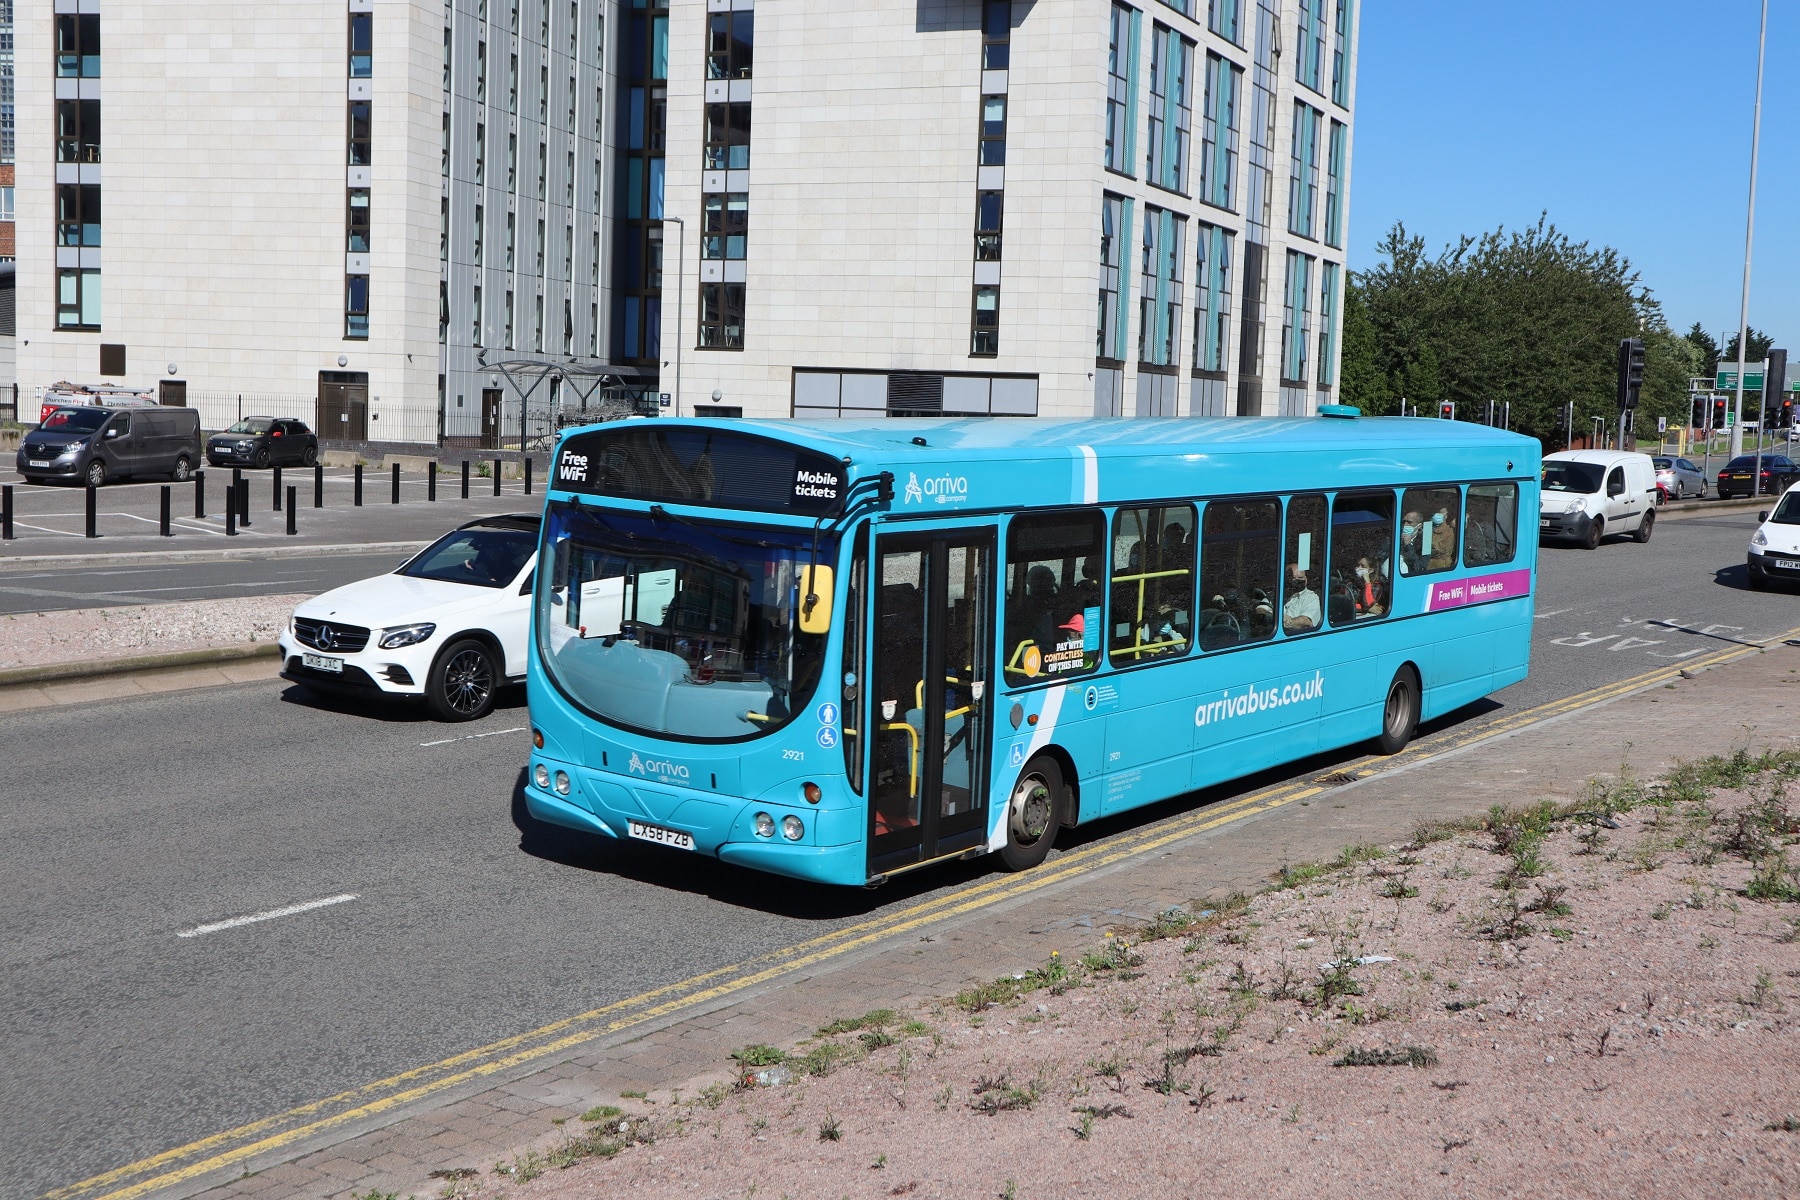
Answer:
84, 460, 106, 488
1633, 509, 1655, 543
301, 445, 318, 467
998, 756, 1064, 872
427, 638, 497, 722
1583, 517, 1603, 550
170, 455, 193, 483
1375, 666, 1420, 755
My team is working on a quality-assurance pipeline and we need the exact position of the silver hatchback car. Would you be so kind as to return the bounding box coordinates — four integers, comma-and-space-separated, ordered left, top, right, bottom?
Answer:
1653, 456, 1706, 501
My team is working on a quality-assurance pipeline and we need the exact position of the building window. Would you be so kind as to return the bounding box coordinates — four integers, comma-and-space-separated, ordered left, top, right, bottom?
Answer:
566, 149, 574, 204
55, 99, 101, 164
1138, 206, 1184, 368
440, 196, 448, 260
539, 64, 548, 122
443, 25, 451, 89
707, 10, 753, 79
1297, 0, 1326, 93
564, 222, 572, 277
56, 268, 101, 329
1317, 261, 1340, 387
1147, 26, 1193, 194
1208, 0, 1242, 45
55, 183, 100, 247
1097, 193, 1127, 362
979, 0, 1011, 69
507, 132, 517, 190
1324, 120, 1346, 248
440, 110, 449, 174
700, 282, 744, 348
347, 188, 370, 252
975, 190, 1003, 262
348, 100, 372, 165
1199, 52, 1239, 210
1332, 0, 1354, 108
473, 204, 484, 266
704, 102, 751, 170
346, 275, 370, 339
506, 211, 515, 269
349, 12, 372, 78
534, 292, 543, 350
591, 230, 599, 282
702, 192, 747, 259
508, 53, 518, 114
537, 141, 546, 195
567, 75, 576, 129
55, 13, 99, 78
536, 218, 545, 273
971, 285, 1000, 356
1104, 3, 1137, 175
505, 289, 515, 349
439, 279, 448, 342
1288, 102, 1320, 239
0, 187, 14, 222
1194, 222, 1233, 374
474, 122, 485, 186
979, 95, 1007, 166
1158, 0, 1195, 16
1281, 250, 1313, 383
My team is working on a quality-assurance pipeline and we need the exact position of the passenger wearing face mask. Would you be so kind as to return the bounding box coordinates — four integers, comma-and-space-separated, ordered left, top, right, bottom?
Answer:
1428, 506, 1458, 570
1353, 555, 1386, 617
1282, 564, 1320, 633
1399, 511, 1427, 576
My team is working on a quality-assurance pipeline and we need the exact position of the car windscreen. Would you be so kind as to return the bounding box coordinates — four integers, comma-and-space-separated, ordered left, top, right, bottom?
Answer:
399, 527, 536, 587
1771, 493, 1800, 526
1541, 461, 1604, 493
40, 408, 110, 433
225, 419, 275, 434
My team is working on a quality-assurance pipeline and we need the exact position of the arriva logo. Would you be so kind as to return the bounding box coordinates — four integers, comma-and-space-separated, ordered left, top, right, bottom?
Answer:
626, 751, 690, 780
901, 470, 969, 506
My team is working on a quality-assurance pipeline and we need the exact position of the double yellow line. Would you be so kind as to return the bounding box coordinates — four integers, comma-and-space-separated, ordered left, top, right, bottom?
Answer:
52, 628, 1798, 1200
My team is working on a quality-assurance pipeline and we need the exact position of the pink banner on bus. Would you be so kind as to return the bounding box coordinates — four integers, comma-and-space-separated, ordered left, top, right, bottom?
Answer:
1426, 568, 1532, 612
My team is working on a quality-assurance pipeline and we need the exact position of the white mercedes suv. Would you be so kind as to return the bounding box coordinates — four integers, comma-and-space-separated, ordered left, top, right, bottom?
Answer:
279, 514, 539, 720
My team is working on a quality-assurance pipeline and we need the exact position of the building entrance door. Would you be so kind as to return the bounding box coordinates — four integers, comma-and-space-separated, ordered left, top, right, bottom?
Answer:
480, 388, 504, 449
158, 380, 187, 407
317, 371, 369, 441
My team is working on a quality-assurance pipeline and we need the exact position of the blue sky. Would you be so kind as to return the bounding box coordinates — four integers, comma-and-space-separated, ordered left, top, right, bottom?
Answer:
1349, 0, 1797, 348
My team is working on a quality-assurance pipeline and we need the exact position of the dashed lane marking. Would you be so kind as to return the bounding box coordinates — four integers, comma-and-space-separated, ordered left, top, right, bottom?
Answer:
175, 894, 359, 939
420, 726, 528, 747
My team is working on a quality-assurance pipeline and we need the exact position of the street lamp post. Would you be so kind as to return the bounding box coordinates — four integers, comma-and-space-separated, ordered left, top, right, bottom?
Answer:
1730, 0, 1769, 463
663, 215, 685, 418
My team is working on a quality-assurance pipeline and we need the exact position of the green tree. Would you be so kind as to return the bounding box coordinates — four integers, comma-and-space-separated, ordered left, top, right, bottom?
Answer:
1721, 326, 1775, 365
1338, 279, 1393, 414
1684, 323, 1720, 379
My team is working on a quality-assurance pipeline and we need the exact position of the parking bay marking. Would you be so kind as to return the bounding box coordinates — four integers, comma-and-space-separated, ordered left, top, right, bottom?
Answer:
175, 894, 359, 939
420, 726, 526, 748
54, 625, 1800, 1200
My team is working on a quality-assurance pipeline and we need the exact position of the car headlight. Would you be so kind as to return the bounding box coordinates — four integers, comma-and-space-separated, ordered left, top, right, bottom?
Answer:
534, 763, 550, 788
1563, 499, 1587, 514
378, 622, 437, 649
1752, 530, 1768, 547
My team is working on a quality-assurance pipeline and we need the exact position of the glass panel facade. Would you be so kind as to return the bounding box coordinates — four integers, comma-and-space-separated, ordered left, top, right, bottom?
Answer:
1194, 223, 1233, 373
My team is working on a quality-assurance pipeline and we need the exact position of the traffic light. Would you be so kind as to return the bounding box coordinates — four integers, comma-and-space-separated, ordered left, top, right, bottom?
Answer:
1764, 349, 1788, 425
1714, 396, 1728, 428
1617, 338, 1645, 410
1438, 401, 1455, 420
1691, 396, 1707, 427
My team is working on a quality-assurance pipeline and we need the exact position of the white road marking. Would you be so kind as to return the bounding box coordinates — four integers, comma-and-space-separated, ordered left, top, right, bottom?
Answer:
420, 725, 527, 747
176, 892, 359, 939
1533, 607, 1572, 620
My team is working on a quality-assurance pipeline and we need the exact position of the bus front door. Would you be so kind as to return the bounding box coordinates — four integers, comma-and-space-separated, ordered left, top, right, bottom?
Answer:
868, 528, 995, 875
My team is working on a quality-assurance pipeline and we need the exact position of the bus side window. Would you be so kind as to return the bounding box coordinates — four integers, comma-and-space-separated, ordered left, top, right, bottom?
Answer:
1198, 498, 1280, 650
1003, 510, 1105, 682
1464, 484, 1519, 566
1280, 495, 1326, 636
1328, 492, 1396, 625
1109, 503, 1195, 663
1400, 486, 1461, 575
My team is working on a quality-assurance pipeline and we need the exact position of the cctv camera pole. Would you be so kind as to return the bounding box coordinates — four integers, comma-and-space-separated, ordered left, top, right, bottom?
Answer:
1730, 0, 1768, 462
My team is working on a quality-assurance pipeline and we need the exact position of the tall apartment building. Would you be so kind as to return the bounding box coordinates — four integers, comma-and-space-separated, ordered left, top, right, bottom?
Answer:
11, 0, 1355, 438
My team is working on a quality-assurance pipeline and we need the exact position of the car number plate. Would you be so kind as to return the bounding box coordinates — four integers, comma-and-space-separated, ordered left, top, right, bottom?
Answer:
628, 820, 695, 850
302, 653, 343, 673
1774, 557, 1800, 570
27, 460, 51, 468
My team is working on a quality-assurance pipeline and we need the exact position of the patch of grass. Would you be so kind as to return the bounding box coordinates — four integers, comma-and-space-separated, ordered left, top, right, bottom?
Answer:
730, 1044, 787, 1068
1080, 934, 1143, 974
793, 1041, 854, 1077
899, 1018, 932, 1037
1745, 854, 1800, 903
1408, 815, 1480, 848
1765, 1116, 1800, 1133
429, 1168, 478, 1181
1310, 953, 1367, 1009
955, 953, 1074, 1011
1524, 884, 1572, 917
1333, 1045, 1439, 1069
970, 1073, 1041, 1115
817, 1113, 842, 1142
1739, 968, 1783, 1013
1482, 894, 1535, 942
1336, 842, 1387, 867
579, 1105, 623, 1122
817, 1010, 897, 1037
619, 1089, 647, 1100
1276, 860, 1328, 890
1379, 874, 1420, 900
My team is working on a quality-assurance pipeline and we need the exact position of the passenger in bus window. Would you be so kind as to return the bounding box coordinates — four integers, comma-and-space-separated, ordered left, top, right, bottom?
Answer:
1282, 565, 1320, 632
1428, 505, 1459, 571
1353, 556, 1386, 616
1399, 511, 1426, 576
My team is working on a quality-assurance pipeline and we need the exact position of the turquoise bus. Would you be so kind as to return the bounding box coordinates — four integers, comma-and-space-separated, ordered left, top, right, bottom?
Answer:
523, 413, 1537, 887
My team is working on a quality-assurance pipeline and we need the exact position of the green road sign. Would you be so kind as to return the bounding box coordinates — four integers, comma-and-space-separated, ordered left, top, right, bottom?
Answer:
1716, 368, 1766, 391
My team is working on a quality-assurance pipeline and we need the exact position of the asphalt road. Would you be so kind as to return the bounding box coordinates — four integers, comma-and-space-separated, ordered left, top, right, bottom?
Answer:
3, 505, 1795, 1200
0, 553, 423, 615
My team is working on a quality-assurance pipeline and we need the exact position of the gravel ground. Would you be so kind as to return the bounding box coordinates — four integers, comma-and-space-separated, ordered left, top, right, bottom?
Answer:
483, 752, 1800, 1200
0, 594, 304, 670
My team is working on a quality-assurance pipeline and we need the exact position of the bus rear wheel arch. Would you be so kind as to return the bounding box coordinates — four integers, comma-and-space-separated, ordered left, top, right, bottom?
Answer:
1375, 664, 1421, 755
999, 755, 1065, 872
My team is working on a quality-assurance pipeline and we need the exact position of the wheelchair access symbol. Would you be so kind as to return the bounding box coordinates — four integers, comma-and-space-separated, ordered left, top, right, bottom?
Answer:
1009, 743, 1025, 767
817, 726, 839, 749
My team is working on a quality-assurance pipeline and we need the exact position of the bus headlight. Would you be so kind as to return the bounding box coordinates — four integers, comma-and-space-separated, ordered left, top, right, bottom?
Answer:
533, 763, 550, 789
553, 770, 571, 795
782, 815, 805, 841
754, 812, 775, 838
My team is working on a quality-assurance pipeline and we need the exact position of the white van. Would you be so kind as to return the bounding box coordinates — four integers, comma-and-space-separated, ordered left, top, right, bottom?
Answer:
1538, 449, 1658, 549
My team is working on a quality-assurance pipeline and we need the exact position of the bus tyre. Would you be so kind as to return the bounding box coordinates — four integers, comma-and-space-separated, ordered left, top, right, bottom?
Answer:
1583, 517, 1603, 550
1375, 667, 1420, 756
427, 638, 497, 722
999, 756, 1063, 872
1633, 509, 1655, 543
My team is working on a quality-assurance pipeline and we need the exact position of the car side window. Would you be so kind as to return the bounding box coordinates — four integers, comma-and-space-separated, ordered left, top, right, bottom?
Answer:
1606, 467, 1625, 497
109, 414, 130, 437
1679, 459, 1696, 472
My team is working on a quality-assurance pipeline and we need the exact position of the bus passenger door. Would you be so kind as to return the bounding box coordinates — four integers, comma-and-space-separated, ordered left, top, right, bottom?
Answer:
867, 529, 995, 875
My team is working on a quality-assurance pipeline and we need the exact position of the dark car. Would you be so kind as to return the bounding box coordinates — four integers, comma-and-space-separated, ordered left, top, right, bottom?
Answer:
207, 417, 319, 469
1716, 454, 1800, 500
17, 405, 202, 486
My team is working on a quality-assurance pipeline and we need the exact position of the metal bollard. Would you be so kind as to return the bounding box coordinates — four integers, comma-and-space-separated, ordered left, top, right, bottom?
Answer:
524, 456, 533, 495
238, 478, 252, 527
391, 461, 401, 505
314, 463, 324, 508
85, 483, 98, 539
273, 466, 283, 511
160, 486, 172, 537
231, 465, 242, 501
286, 486, 297, 536
226, 497, 237, 536
2, 484, 12, 540
461, 460, 470, 499
194, 470, 206, 519
493, 458, 502, 497
428, 460, 437, 502
354, 463, 364, 506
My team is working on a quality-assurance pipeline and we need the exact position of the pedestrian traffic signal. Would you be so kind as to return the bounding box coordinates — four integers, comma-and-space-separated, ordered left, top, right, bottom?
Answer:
1438, 402, 1455, 420
1616, 338, 1645, 410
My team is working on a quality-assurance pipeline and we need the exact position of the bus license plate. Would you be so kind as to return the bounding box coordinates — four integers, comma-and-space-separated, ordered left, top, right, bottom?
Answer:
628, 820, 694, 851
303, 653, 343, 673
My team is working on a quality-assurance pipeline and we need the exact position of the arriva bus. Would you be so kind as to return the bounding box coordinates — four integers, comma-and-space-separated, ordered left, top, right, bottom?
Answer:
523, 412, 1538, 887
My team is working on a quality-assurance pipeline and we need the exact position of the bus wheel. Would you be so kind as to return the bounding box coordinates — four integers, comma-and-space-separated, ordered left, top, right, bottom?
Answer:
1375, 667, 1420, 755
999, 756, 1063, 872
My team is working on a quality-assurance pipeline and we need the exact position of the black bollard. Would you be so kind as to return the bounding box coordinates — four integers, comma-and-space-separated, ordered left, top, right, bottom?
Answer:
2, 484, 12, 540
391, 461, 401, 504
314, 463, 324, 508
231, 465, 242, 502
85, 483, 98, 538
238, 478, 251, 527
226, 497, 237, 536
524, 456, 533, 495
492, 458, 502, 497
273, 466, 283, 511
354, 463, 364, 506
286, 487, 297, 536
160, 486, 172, 537
461, 460, 470, 499
428, 460, 437, 502
194, 470, 206, 519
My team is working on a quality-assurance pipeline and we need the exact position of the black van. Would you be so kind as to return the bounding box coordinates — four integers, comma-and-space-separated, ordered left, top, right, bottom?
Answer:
17, 406, 204, 486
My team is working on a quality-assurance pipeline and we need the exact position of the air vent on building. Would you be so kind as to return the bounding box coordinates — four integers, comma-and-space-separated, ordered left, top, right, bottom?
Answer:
886, 372, 945, 416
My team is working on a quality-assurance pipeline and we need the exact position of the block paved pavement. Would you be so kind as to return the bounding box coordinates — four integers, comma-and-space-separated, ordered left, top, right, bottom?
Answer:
152, 642, 1800, 1200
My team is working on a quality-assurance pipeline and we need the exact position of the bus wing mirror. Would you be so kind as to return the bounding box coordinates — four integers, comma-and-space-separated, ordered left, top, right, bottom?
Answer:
799, 564, 834, 635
